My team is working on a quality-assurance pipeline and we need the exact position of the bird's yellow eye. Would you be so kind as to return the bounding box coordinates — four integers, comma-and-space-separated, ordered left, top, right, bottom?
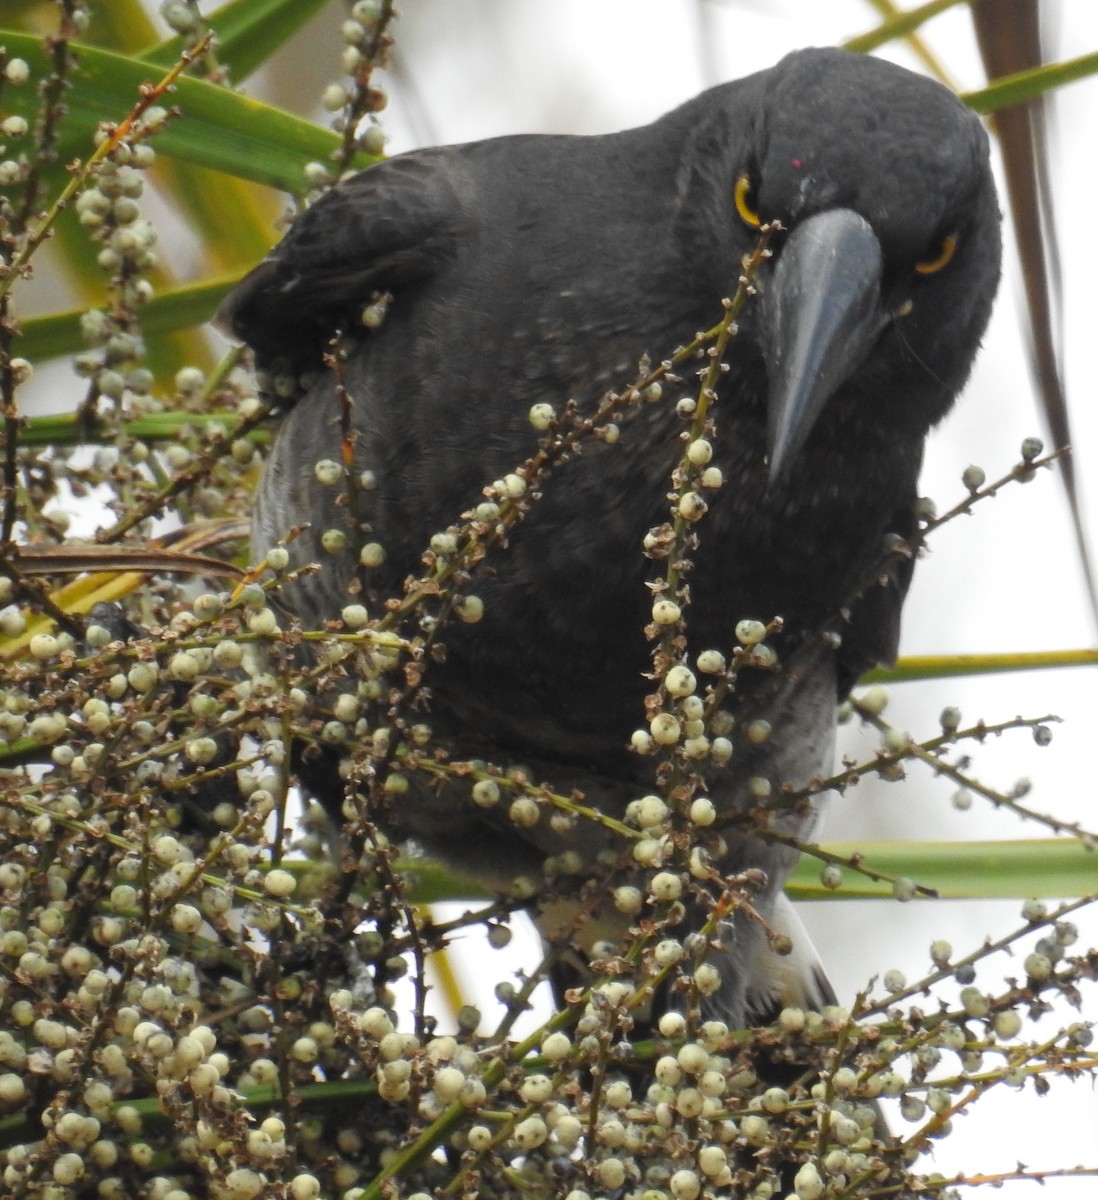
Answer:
734, 174, 762, 228
914, 233, 957, 276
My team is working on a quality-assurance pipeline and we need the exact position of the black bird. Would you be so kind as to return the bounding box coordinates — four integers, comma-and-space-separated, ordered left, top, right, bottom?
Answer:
218, 48, 1000, 1028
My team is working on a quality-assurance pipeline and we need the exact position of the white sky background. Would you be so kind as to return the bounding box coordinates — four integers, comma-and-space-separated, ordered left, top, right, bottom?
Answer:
22, 0, 1098, 1194
307, 3, 1096, 1192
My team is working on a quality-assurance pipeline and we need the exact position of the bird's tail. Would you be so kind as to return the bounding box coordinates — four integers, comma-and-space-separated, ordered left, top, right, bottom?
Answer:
743, 892, 837, 1025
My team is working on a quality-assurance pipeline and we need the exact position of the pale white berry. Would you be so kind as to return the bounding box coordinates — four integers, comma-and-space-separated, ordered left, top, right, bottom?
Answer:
858, 685, 890, 715
664, 664, 696, 696
794, 1161, 824, 1200
690, 797, 716, 826
314, 458, 342, 485
649, 872, 682, 902
670, 1168, 701, 1200
735, 618, 766, 645
649, 713, 681, 745
651, 598, 681, 625
528, 402, 555, 429
264, 870, 296, 898
696, 649, 725, 674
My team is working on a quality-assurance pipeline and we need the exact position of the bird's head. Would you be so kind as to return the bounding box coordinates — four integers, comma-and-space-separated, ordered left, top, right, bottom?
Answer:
690, 48, 1001, 482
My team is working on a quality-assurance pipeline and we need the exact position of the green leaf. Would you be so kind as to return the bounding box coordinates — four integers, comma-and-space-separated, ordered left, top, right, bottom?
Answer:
851, 0, 957, 85
19, 277, 239, 365
962, 51, 1098, 113
789, 838, 1098, 899
4, 8, 287, 382
81, 0, 159, 53
381, 840, 1098, 904
0, 30, 361, 192
140, 0, 333, 81
15, 408, 254, 449
843, 0, 970, 54
869, 648, 1098, 683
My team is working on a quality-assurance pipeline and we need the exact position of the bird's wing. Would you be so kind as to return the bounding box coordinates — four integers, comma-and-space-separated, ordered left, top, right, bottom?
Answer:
215, 148, 473, 365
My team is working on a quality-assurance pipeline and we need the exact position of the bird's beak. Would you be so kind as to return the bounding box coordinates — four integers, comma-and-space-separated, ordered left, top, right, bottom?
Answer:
760, 208, 885, 484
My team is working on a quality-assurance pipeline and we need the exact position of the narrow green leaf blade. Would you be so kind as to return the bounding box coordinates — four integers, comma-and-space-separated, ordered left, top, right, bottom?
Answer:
963, 52, 1098, 113
0, 30, 359, 192
843, 0, 969, 54
19, 276, 237, 365
356, 840, 1098, 905
140, 0, 334, 80
789, 839, 1098, 900
869, 648, 1098, 683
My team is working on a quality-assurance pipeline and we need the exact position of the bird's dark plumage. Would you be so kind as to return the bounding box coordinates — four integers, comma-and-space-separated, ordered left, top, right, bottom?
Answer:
219, 48, 1000, 1027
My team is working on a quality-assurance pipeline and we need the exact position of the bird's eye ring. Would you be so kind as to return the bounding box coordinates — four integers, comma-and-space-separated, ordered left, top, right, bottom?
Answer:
733, 175, 762, 228
914, 233, 958, 276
